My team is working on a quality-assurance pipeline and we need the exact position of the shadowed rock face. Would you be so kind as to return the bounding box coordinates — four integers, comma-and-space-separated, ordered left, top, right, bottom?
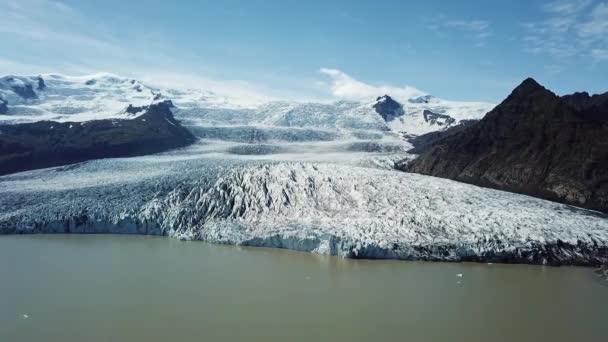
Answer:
11, 83, 37, 99
401, 78, 608, 213
37, 76, 46, 91
0, 97, 7, 114
0, 100, 196, 175
562, 91, 608, 122
403, 119, 478, 155
373, 95, 404, 121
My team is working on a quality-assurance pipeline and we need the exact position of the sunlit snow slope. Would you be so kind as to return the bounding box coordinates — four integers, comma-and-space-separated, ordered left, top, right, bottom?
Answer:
0, 73, 494, 136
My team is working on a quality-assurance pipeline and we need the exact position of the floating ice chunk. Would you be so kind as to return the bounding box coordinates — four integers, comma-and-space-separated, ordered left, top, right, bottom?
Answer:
456, 273, 463, 278
22, 314, 29, 319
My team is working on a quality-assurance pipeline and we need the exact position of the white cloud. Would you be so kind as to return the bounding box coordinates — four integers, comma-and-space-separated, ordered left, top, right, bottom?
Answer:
135, 71, 275, 106
319, 68, 425, 101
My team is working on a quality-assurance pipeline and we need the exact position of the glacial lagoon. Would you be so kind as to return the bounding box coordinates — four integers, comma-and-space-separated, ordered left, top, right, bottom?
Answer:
1, 235, 607, 342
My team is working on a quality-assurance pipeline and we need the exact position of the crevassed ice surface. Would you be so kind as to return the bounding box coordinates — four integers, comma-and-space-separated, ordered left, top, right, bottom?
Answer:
1, 150, 607, 263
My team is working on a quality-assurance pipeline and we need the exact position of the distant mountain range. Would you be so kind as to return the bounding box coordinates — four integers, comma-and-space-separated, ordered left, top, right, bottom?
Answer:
0, 73, 493, 174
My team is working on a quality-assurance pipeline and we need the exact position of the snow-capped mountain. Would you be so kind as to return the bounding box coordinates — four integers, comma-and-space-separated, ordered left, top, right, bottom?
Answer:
0, 74, 161, 123
387, 94, 494, 135
0, 73, 495, 137
372, 95, 404, 122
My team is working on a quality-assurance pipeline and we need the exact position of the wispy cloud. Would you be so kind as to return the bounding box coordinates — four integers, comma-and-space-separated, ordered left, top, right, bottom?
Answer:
578, 2, 608, 39
319, 68, 425, 101
523, 0, 608, 62
445, 20, 490, 32
0, 0, 119, 52
424, 15, 492, 47
0, 0, 300, 103
543, 0, 593, 14
591, 48, 608, 61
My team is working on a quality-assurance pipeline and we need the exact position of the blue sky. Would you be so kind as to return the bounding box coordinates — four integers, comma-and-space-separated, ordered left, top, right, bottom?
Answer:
1, 0, 607, 102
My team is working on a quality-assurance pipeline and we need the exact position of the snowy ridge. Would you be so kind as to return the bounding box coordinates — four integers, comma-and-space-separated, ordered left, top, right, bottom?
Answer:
0, 74, 161, 123
1, 73, 495, 137
1, 157, 607, 265
387, 95, 495, 135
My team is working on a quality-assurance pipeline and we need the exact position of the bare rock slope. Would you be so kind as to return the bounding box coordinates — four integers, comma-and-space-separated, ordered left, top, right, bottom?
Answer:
402, 78, 608, 213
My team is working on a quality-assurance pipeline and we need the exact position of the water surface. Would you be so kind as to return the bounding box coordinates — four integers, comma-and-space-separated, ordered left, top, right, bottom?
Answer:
1, 235, 606, 342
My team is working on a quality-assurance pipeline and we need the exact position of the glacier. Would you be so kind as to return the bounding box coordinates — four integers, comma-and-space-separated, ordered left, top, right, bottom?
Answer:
1, 148, 607, 266
1, 73, 607, 266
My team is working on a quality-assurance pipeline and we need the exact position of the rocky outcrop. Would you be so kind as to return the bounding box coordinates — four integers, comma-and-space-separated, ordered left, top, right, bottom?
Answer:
373, 95, 404, 121
0, 100, 196, 175
422, 109, 456, 126
0, 97, 7, 114
37, 76, 46, 91
401, 78, 608, 213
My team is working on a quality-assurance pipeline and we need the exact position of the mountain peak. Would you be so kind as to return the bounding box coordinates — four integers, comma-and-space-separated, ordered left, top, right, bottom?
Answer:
373, 95, 404, 122
375, 94, 393, 102
506, 77, 558, 104
513, 77, 546, 94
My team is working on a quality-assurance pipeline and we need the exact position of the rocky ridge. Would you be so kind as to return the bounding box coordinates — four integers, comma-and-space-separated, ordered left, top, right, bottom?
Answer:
402, 78, 608, 213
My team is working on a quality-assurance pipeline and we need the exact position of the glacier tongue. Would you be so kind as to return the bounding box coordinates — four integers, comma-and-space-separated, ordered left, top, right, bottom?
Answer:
1, 157, 607, 265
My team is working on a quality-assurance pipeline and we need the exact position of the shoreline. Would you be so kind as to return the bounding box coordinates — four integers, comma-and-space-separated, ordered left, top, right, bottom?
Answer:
2, 228, 607, 267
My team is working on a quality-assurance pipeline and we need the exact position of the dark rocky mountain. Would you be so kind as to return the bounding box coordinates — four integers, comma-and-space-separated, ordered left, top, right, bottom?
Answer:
400, 78, 608, 212
0, 100, 196, 175
373, 95, 404, 121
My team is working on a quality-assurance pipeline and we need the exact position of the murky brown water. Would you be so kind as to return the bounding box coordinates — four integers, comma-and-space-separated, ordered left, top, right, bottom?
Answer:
1, 235, 606, 342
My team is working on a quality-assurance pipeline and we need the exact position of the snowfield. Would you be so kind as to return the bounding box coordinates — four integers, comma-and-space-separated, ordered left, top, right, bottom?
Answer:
1, 73, 607, 265
1, 73, 494, 136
